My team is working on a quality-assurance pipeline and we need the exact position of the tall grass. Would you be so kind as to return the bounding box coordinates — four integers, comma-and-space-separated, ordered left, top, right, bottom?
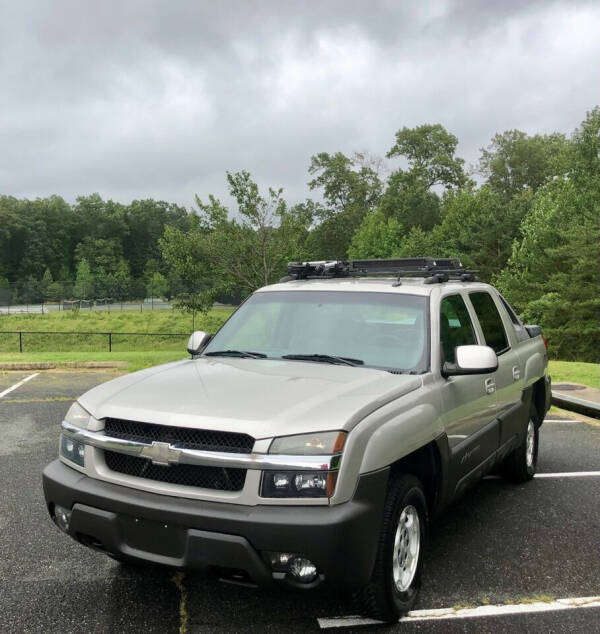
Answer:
0, 308, 233, 353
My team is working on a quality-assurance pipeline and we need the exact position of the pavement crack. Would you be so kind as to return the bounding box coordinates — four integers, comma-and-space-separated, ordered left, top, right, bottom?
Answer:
172, 571, 189, 634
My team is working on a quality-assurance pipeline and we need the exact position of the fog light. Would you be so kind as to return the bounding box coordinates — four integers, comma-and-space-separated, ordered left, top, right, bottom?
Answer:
54, 505, 71, 533
289, 557, 317, 583
267, 552, 294, 572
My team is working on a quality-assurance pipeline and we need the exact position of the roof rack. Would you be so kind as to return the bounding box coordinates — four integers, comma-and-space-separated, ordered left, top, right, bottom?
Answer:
284, 257, 478, 284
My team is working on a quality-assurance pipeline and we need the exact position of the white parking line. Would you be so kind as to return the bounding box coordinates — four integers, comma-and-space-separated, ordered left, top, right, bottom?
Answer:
544, 419, 581, 423
484, 472, 600, 480
317, 596, 600, 628
0, 373, 39, 399
534, 471, 600, 478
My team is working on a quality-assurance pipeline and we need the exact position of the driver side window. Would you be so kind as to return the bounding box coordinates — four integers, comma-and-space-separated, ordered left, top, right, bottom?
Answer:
440, 294, 477, 364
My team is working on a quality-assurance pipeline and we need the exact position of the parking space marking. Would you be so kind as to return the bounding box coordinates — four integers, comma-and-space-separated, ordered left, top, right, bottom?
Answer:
0, 373, 39, 399
544, 419, 581, 423
484, 471, 600, 480
534, 471, 600, 478
317, 596, 600, 628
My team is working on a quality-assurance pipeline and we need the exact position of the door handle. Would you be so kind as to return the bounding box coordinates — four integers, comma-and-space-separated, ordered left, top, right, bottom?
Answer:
484, 378, 496, 394
512, 366, 521, 381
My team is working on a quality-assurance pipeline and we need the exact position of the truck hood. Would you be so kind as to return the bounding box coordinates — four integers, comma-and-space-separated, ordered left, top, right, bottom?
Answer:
79, 357, 422, 440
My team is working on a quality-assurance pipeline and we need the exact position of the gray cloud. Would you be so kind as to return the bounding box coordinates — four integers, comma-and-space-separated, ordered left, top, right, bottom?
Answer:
1, 0, 599, 209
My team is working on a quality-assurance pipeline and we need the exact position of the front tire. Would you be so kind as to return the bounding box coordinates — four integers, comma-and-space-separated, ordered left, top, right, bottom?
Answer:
501, 403, 539, 483
356, 474, 428, 623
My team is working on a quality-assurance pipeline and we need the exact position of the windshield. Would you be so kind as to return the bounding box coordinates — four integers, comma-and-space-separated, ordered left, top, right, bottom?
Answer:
203, 290, 429, 372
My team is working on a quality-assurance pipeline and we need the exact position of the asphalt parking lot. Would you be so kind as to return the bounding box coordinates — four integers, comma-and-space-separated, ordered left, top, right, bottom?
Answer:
1, 370, 599, 633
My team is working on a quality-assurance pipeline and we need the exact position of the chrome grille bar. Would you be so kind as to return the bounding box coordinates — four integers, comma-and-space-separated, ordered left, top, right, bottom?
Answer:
61, 421, 342, 471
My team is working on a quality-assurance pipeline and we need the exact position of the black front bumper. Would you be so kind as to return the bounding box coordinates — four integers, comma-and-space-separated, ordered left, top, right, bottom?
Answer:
43, 460, 389, 589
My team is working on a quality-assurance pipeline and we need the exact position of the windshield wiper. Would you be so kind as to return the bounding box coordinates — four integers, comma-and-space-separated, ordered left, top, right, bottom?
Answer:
281, 353, 364, 367
204, 350, 267, 359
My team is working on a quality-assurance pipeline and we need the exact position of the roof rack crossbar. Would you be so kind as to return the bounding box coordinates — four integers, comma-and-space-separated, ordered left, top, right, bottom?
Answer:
285, 258, 478, 283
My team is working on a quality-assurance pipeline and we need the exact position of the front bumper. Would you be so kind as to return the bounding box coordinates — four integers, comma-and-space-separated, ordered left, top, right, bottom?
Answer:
43, 460, 389, 590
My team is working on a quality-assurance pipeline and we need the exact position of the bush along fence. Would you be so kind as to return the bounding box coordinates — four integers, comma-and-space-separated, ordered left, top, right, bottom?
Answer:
0, 331, 190, 353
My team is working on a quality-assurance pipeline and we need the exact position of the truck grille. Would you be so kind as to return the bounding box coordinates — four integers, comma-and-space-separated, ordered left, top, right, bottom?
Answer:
104, 451, 247, 491
104, 418, 254, 453
102, 419, 253, 491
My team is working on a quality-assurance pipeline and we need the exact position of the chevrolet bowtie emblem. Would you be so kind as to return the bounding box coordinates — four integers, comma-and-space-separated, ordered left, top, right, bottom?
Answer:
141, 441, 179, 466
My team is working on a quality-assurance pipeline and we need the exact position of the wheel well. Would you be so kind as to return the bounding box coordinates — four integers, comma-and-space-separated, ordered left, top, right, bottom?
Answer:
389, 442, 442, 511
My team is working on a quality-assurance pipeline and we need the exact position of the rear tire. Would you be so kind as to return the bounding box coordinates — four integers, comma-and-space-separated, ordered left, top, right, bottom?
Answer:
501, 403, 539, 483
356, 474, 428, 623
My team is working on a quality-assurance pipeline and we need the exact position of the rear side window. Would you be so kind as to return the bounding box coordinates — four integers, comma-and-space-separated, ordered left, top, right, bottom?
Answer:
469, 292, 509, 354
498, 294, 521, 326
498, 293, 530, 342
440, 294, 477, 363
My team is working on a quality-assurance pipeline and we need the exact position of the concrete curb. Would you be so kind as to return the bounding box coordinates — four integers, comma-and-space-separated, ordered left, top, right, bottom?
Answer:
0, 361, 128, 370
552, 391, 600, 420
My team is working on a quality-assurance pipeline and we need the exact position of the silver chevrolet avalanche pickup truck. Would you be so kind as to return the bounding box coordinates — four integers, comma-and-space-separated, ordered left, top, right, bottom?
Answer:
43, 258, 551, 622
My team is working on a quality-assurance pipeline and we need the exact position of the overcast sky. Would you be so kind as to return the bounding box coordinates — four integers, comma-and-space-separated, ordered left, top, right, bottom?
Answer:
1, 0, 599, 209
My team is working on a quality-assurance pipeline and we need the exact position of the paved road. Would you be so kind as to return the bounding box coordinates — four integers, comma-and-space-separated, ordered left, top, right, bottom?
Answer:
1, 371, 599, 633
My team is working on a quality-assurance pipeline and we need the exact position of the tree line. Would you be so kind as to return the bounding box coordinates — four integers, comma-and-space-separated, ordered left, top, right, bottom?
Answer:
1, 108, 598, 361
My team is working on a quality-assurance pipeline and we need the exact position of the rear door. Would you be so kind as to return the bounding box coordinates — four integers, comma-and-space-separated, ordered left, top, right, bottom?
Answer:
438, 292, 499, 496
467, 291, 525, 453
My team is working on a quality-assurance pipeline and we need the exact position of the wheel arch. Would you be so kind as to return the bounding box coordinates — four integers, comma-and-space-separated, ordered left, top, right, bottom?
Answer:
388, 439, 446, 514
531, 377, 548, 424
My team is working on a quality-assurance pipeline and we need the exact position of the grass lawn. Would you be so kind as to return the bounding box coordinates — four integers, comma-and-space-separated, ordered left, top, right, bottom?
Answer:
548, 360, 599, 390
0, 308, 234, 354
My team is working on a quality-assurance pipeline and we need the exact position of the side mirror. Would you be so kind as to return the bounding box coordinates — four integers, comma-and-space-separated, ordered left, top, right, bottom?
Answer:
442, 345, 498, 377
187, 330, 211, 355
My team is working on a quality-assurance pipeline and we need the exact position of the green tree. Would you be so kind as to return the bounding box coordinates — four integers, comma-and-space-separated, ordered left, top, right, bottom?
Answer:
46, 280, 65, 302
496, 108, 600, 361
387, 123, 466, 189
74, 237, 125, 276
73, 258, 94, 299
40, 268, 54, 301
395, 226, 435, 258
201, 171, 310, 292
161, 171, 310, 308
415, 186, 530, 280
147, 271, 168, 298
478, 130, 568, 199
0, 195, 74, 283
380, 123, 467, 232
123, 199, 195, 278
306, 152, 383, 257
378, 172, 441, 231
348, 211, 403, 259
19, 275, 43, 303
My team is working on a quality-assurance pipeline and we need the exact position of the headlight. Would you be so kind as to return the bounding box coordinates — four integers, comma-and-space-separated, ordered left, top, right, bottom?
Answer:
60, 434, 85, 467
64, 401, 91, 429
261, 431, 347, 498
60, 402, 90, 467
268, 431, 346, 455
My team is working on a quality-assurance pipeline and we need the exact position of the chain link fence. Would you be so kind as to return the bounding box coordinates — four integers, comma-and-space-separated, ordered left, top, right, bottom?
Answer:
0, 279, 241, 315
